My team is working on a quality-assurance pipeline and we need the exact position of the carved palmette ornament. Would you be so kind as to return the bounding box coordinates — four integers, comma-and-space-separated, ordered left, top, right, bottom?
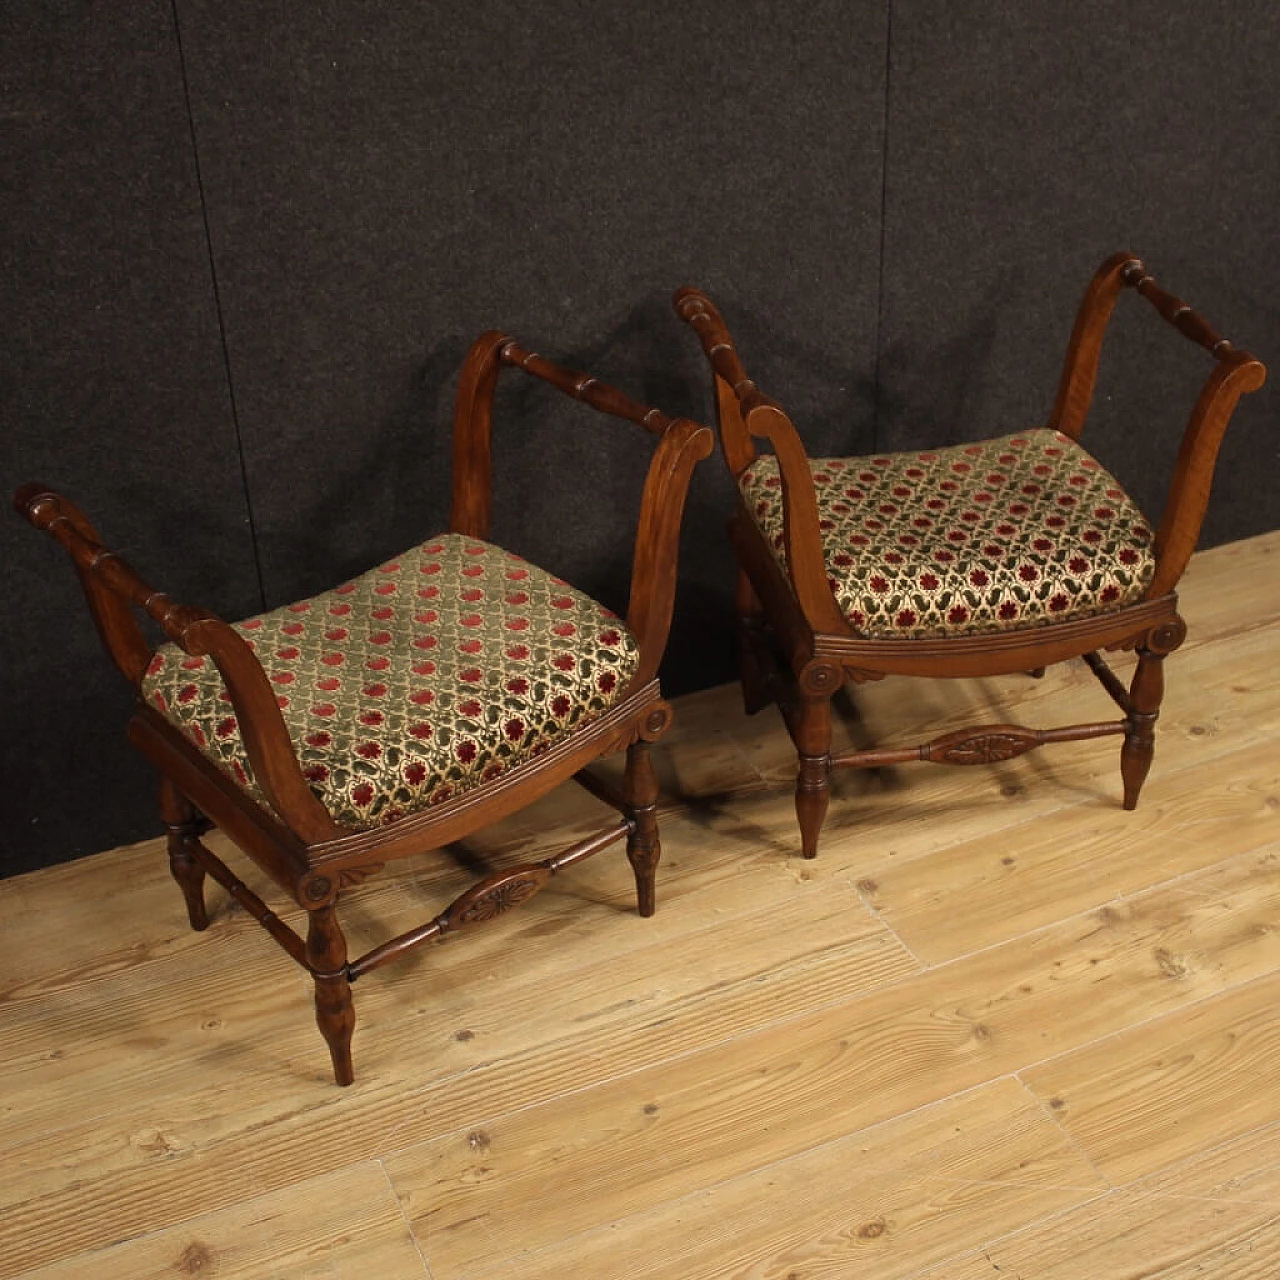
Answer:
924, 726, 1043, 765
444, 865, 551, 929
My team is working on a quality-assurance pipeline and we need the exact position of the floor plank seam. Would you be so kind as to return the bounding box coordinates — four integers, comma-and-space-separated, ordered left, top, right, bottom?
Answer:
868, 838, 1278, 979
1013, 966, 1280, 1089
1013, 1072, 1115, 1190
379, 1156, 436, 1280
366, 858, 1280, 1158
894, 1187, 1120, 1280
467, 1073, 1115, 1280
848, 871, 930, 970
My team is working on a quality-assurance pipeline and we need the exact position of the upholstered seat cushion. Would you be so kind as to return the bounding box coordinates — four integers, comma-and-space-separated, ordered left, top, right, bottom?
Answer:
142, 535, 640, 830
739, 428, 1156, 639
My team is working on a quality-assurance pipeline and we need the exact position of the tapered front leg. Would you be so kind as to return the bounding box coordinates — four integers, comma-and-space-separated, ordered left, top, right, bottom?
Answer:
1121, 646, 1165, 810
623, 739, 661, 917
793, 687, 834, 860
158, 777, 209, 931
306, 902, 355, 1086
1121, 619, 1185, 811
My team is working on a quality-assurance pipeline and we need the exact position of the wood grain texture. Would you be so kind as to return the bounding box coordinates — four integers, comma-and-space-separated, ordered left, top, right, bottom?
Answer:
384, 851, 1279, 1273
496, 1079, 1106, 1280
0, 532, 1275, 1278
1023, 963, 1280, 1184
14, 1162, 427, 1280
860, 737, 1280, 963
921, 1120, 1280, 1279
917, 1191, 1280, 1280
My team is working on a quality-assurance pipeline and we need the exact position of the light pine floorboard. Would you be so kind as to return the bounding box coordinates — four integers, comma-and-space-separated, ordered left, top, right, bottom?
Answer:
0, 532, 1276, 1278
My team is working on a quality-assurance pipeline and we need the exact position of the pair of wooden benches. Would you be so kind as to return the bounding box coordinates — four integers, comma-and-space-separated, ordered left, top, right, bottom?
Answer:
17, 255, 1264, 1083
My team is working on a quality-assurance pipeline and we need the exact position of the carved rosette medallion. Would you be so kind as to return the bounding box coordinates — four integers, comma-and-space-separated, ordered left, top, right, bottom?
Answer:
638, 701, 674, 741
1147, 616, 1188, 656
302, 875, 333, 904
799, 661, 842, 697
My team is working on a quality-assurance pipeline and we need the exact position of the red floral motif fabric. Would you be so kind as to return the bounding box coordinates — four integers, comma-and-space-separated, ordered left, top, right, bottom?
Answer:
142, 535, 639, 830
739, 429, 1156, 639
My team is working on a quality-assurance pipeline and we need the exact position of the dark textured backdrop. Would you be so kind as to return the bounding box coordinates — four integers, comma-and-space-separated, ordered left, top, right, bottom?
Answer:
4, 2, 1277, 875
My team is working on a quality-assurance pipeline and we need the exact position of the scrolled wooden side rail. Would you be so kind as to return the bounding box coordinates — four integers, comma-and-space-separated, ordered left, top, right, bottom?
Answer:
15, 483, 207, 682
1049, 253, 1138, 442
672, 289, 848, 637
624, 417, 716, 683
448, 329, 715, 688
1051, 254, 1265, 430
1145, 350, 1266, 598
1119, 262, 1266, 599
14, 484, 341, 844
1046, 255, 1266, 601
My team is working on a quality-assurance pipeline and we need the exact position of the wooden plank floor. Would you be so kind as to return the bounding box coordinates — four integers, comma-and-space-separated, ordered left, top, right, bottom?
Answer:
2, 531, 1277, 1279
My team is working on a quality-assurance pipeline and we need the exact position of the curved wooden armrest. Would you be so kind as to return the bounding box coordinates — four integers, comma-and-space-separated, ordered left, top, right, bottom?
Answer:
448, 331, 716, 681
1118, 259, 1267, 595
673, 289, 847, 635
1145, 347, 1266, 596
14, 484, 339, 842
1049, 255, 1267, 597
1049, 252, 1141, 441
625, 417, 715, 684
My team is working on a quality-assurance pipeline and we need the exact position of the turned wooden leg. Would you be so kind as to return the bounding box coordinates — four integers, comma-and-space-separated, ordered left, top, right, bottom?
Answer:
1119, 619, 1186, 811
158, 777, 209, 932
306, 903, 355, 1086
623, 739, 661, 918
1121, 646, 1165, 811
793, 691, 833, 860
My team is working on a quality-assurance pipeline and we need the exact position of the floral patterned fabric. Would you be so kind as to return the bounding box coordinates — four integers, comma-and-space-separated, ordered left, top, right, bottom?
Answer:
142, 535, 640, 830
739, 429, 1156, 639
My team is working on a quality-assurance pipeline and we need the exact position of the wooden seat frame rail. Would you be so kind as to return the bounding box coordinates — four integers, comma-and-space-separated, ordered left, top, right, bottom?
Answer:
674, 253, 1265, 857
17, 332, 714, 1084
